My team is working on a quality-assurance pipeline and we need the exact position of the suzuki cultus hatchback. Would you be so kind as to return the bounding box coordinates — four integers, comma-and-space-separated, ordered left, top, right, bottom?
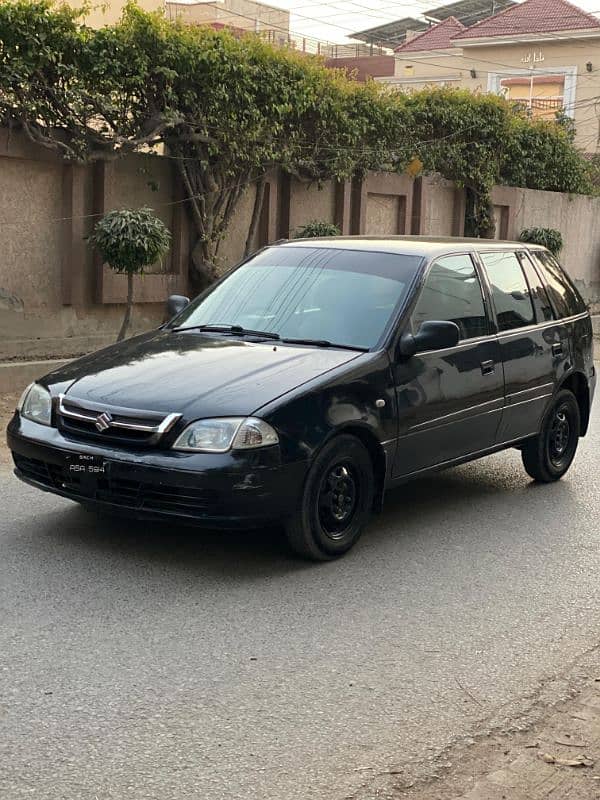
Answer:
7, 238, 596, 560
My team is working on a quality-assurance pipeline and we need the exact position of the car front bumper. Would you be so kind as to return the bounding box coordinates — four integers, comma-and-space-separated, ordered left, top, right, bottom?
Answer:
7, 415, 309, 528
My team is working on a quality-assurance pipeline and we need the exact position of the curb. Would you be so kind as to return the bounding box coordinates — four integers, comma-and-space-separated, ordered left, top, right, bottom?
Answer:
0, 360, 67, 394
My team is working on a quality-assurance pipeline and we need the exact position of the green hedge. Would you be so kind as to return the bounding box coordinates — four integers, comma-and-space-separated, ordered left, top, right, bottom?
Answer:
0, 0, 592, 276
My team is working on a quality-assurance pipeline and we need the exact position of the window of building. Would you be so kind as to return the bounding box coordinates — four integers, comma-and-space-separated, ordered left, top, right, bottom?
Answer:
411, 254, 488, 340
480, 251, 535, 332
499, 74, 565, 120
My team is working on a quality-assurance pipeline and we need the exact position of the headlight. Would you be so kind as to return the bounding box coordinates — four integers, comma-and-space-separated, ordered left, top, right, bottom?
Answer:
19, 383, 52, 426
172, 417, 279, 452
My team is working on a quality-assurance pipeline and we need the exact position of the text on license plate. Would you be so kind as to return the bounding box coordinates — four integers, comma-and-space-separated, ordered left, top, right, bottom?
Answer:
65, 454, 106, 474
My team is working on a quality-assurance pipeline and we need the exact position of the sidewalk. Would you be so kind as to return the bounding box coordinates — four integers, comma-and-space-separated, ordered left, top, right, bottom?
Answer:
396, 675, 600, 800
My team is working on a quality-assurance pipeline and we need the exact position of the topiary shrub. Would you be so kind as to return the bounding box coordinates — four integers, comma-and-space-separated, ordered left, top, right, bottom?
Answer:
518, 227, 563, 256
88, 208, 171, 341
294, 220, 341, 239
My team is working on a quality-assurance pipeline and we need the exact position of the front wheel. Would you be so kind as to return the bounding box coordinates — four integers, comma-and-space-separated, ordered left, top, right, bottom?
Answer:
521, 389, 580, 483
285, 435, 375, 561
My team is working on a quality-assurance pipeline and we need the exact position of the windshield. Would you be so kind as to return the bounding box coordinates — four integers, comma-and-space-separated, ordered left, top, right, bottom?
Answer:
172, 246, 422, 350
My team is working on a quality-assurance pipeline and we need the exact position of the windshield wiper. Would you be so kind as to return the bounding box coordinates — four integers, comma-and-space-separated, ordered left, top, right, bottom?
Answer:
172, 323, 280, 340
172, 325, 367, 351
281, 337, 368, 352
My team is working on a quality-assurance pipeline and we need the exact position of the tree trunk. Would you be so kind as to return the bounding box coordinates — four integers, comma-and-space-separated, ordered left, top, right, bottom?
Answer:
174, 155, 266, 292
190, 237, 219, 294
117, 272, 134, 342
244, 177, 266, 258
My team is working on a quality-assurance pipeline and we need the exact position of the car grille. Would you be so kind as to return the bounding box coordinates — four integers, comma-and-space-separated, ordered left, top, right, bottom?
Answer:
13, 454, 215, 517
57, 394, 181, 448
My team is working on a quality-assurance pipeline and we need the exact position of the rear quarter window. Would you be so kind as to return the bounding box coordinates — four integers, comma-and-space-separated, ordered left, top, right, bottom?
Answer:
531, 251, 587, 318
517, 252, 554, 322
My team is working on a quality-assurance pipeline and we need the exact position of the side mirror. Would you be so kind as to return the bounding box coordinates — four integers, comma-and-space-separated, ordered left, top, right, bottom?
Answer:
166, 294, 190, 319
398, 320, 460, 359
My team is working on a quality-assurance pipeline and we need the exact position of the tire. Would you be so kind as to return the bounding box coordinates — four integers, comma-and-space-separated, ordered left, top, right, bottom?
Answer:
285, 434, 375, 561
521, 389, 580, 483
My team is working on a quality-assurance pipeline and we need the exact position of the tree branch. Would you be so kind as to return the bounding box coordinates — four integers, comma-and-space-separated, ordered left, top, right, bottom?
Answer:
244, 177, 266, 257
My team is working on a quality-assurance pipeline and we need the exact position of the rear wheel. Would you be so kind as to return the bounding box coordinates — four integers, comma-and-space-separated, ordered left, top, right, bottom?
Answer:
285, 435, 374, 561
521, 389, 580, 483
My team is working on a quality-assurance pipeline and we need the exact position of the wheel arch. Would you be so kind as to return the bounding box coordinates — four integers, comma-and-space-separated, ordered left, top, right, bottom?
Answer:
557, 371, 591, 436
330, 424, 387, 513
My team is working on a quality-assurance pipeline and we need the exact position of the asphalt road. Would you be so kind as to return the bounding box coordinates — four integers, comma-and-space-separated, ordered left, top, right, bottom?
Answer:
1, 402, 600, 800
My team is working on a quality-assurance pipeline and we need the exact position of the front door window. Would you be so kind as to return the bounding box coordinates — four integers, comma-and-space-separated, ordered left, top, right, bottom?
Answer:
411, 254, 488, 340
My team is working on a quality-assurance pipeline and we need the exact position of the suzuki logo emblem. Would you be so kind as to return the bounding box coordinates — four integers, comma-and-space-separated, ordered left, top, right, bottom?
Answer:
95, 411, 113, 432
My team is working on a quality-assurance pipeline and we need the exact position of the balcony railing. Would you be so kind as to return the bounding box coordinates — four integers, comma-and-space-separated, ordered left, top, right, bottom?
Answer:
511, 97, 564, 111
257, 30, 390, 57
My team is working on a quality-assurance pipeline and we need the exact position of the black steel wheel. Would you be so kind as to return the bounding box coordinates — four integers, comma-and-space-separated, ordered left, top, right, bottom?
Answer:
285, 434, 374, 561
522, 389, 580, 483
318, 462, 359, 540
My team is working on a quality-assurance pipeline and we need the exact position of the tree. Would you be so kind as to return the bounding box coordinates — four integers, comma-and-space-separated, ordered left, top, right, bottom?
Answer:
0, 0, 182, 161
0, 1, 414, 289
88, 208, 171, 341
500, 114, 591, 194
110, 10, 412, 288
0, 0, 593, 278
401, 88, 591, 236
403, 88, 512, 237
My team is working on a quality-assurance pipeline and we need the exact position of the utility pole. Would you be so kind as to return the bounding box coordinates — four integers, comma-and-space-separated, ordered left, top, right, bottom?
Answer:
528, 62, 535, 115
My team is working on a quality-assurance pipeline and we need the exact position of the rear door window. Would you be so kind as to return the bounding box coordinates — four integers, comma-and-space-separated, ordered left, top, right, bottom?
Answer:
530, 251, 587, 318
411, 254, 488, 340
480, 251, 535, 332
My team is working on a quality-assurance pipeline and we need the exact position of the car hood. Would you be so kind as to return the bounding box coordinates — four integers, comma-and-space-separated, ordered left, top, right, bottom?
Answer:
44, 329, 362, 418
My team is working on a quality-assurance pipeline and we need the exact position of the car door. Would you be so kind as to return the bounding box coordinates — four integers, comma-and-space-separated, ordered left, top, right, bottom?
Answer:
392, 253, 504, 478
478, 250, 569, 443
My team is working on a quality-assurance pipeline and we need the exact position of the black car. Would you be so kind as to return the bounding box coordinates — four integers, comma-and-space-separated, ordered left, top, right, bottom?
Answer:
7, 237, 596, 560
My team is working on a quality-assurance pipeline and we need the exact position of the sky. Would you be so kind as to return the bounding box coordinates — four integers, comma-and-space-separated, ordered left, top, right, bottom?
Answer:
263, 0, 600, 44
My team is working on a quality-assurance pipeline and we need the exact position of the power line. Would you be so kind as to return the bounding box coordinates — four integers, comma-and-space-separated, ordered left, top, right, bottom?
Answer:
184, 0, 600, 88
0, 112, 563, 231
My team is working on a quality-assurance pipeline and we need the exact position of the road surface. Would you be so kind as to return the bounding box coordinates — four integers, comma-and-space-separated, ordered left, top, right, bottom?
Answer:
1, 401, 599, 799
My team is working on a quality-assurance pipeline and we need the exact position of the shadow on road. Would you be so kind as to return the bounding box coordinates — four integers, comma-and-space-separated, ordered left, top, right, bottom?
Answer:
20, 450, 578, 581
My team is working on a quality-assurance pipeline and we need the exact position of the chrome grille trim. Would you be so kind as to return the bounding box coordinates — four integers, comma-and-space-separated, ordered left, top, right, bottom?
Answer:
58, 394, 181, 443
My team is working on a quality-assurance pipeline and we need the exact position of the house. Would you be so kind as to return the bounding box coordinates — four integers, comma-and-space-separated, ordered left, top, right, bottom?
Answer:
63, 0, 289, 40
325, 0, 517, 80
378, 0, 600, 150
63, 0, 165, 27
165, 0, 289, 42
350, 0, 516, 49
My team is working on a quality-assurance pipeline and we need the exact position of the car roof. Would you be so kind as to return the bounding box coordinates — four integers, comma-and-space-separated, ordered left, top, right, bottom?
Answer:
277, 235, 545, 258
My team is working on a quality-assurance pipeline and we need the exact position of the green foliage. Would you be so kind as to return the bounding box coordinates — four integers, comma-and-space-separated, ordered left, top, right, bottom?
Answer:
402, 88, 513, 236
87, 206, 171, 341
501, 115, 591, 194
585, 153, 600, 192
518, 227, 564, 256
294, 220, 341, 238
554, 109, 577, 143
88, 208, 171, 275
401, 88, 591, 235
0, 1, 593, 271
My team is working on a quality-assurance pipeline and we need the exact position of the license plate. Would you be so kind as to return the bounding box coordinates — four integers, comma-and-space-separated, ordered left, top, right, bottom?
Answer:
65, 453, 107, 475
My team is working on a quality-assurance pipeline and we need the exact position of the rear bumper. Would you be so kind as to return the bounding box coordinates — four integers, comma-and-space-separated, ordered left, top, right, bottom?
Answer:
7, 415, 308, 528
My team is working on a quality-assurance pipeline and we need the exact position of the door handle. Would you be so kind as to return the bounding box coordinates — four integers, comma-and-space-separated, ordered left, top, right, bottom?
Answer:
481, 360, 495, 375
552, 343, 563, 356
